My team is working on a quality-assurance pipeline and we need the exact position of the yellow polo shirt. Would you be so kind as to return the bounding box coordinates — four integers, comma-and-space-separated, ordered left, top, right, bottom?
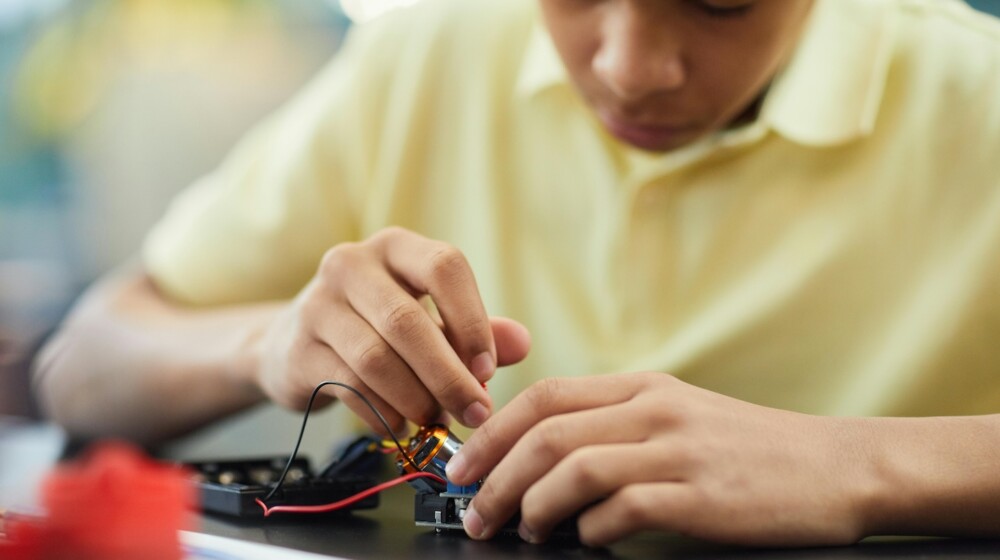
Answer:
145, 0, 1000, 418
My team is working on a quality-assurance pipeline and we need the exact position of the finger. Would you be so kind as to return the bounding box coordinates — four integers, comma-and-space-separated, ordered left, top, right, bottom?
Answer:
358, 295, 528, 396
424, 315, 530, 368
489, 317, 531, 367
578, 483, 694, 547
448, 374, 647, 486
308, 342, 407, 436
343, 262, 491, 428
520, 442, 679, 543
375, 228, 496, 382
461, 403, 647, 540
315, 301, 440, 426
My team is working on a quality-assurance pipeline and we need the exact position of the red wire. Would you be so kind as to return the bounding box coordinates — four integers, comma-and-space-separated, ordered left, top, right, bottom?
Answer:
255, 472, 446, 517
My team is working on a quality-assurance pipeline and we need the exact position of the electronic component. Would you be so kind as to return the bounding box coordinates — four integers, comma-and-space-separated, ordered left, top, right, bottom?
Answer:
414, 491, 579, 538
187, 456, 378, 518
400, 424, 577, 539
188, 435, 387, 518
397, 424, 477, 494
414, 490, 475, 532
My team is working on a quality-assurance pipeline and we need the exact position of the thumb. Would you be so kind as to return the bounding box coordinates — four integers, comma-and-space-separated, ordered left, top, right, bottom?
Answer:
490, 316, 531, 369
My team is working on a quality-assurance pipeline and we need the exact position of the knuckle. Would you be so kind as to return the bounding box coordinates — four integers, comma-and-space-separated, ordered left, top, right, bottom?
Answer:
297, 290, 328, 325
525, 377, 565, 411
425, 244, 468, 286
615, 486, 654, 527
433, 373, 469, 408
665, 441, 700, 472
633, 370, 665, 388
381, 299, 425, 340
454, 312, 490, 339
354, 339, 395, 375
318, 243, 358, 275
371, 225, 410, 245
527, 416, 572, 462
645, 402, 681, 429
565, 449, 604, 487
316, 244, 366, 293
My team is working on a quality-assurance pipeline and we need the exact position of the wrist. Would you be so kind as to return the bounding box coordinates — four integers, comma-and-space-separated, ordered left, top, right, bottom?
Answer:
226, 303, 282, 403
844, 415, 1000, 539
831, 416, 899, 539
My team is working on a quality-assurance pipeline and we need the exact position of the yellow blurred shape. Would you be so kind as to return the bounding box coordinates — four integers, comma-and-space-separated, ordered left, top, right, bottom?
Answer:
13, 0, 278, 139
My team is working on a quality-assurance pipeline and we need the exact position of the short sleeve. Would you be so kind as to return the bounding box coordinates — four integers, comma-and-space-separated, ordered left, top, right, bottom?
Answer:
142, 24, 383, 305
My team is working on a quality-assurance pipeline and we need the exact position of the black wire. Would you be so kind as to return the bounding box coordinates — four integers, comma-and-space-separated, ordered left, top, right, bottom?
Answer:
261, 380, 420, 503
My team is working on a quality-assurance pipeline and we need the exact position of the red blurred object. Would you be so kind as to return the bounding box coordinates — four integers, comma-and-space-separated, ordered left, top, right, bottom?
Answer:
0, 516, 47, 560
0, 442, 194, 560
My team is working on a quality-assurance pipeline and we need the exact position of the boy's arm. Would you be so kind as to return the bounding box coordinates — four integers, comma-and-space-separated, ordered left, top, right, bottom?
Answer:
448, 373, 1000, 546
32, 265, 276, 443
34, 228, 530, 445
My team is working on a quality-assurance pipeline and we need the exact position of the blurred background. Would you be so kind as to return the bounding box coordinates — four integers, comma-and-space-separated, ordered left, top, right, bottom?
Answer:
0, 0, 420, 462
1, 0, 999, 459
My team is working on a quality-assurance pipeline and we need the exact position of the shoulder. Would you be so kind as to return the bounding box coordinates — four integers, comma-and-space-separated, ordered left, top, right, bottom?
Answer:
299, 0, 541, 159
891, 0, 1000, 41
887, 0, 1000, 97
883, 0, 1000, 151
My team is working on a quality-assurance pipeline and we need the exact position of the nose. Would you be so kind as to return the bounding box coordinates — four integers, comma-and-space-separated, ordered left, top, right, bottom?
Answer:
592, 4, 686, 103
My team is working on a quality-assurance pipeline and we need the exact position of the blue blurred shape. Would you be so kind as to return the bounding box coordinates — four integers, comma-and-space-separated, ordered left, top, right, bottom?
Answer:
968, 0, 1000, 16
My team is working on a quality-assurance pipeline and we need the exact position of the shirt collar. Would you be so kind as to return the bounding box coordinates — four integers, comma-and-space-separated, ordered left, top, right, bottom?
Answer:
515, 23, 569, 99
760, 0, 897, 147
517, 0, 897, 149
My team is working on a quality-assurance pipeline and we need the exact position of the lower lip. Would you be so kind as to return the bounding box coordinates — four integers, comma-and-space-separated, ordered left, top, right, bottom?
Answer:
598, 113, 695, 151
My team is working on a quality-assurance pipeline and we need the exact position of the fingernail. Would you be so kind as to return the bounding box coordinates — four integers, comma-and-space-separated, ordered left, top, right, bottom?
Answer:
462, 401, 490, 427
445, 450, 467, 482
471, 352, 495, 382
464, 503, 486, 539
518, 521, 537, 544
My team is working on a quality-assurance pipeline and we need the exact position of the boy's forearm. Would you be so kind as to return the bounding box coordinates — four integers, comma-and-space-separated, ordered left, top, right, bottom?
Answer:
32, 267, 278, 444
857, 414, 1000, 538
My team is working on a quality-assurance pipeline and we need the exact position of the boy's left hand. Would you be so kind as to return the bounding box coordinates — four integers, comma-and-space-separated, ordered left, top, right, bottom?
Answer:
445, 372, 878, 547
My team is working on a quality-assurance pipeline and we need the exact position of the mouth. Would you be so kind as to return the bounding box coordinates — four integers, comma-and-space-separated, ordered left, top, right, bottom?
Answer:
596, 109, 698, 152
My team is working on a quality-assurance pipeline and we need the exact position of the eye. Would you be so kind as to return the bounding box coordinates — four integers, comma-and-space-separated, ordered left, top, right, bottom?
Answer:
693, 0, 755, 19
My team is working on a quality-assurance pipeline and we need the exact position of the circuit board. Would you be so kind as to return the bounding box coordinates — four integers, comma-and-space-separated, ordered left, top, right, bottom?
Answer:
414, 490, 579, 539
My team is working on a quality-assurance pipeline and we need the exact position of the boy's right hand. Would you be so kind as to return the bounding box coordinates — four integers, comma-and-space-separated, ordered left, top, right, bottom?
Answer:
251, 227, 531, 435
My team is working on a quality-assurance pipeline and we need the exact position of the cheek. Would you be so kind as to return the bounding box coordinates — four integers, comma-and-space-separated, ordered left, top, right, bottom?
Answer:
687, 37, 791, 118
685, 3, 813, 116
550, 30, 604, 99
538, 3, 604, 92
559, 32, 596, 74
